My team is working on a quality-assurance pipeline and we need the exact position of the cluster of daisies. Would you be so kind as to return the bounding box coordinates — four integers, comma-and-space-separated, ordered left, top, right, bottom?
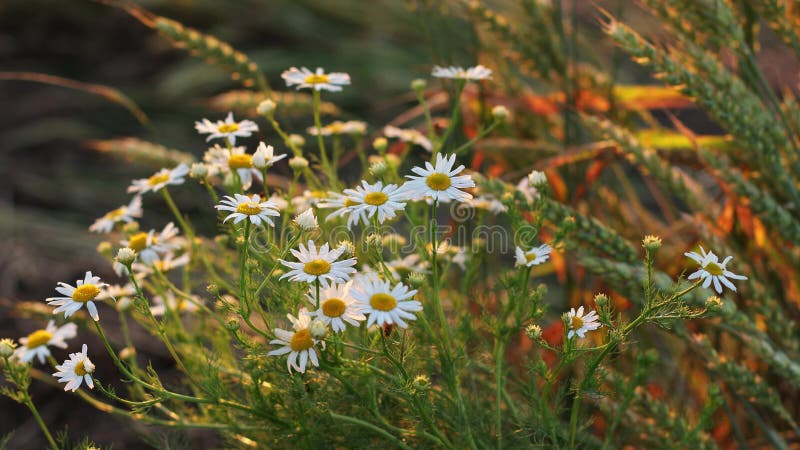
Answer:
3, 64, 751, 392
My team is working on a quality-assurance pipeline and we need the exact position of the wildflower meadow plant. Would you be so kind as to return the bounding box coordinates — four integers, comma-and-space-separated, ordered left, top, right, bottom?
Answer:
4, 2, 798, 448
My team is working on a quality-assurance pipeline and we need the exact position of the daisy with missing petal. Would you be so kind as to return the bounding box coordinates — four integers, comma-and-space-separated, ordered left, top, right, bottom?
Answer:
432, 64, 493, 81
46, 271, 111, 321
216, 194, 280, 226
268, 309, 324, 373
14, 321, 77, 364
281, 67, 350, 92
384, 125, 432, 152
53, 344, 95, 392
567, 306, 601, 339
89, 195, 143, 233
343, 180, 407, 225
280, 240, 357, 285
685, 246, 748, 294
515, 244, 552, 267
252, 142, 287, 169
307, 282, 365, 333
317, 192, 366, 227
194, 112, 258, 145
204, 145, 263, 190
352, 278, 422, 329
128, 164, 189, 195
403, 153, 475, 203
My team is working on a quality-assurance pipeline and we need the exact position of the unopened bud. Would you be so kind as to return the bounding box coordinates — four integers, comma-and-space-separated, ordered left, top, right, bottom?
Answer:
116, 247, 137, 266
121, 221, 140, 234
373, 137, 388, 153
525, 324, 542, 340
310, 320, 328, 340
705, 296, 723, 311
594, 293, 610, 308
528, 170, 547, 187
96, 241, 113, 257
0, 338, 16, 358
189, 163, 208, 179
206, 284, 220, 296
491, 105, 509, 121
289, 156, 309, 170
288, 134, 305, 148
407, 272, 426, 288
337, 241, 356, 258
370, 159, 389, 177
257, 99, 277, 116
642, 235, 662, 251
412, 374, 430, 392
411, 78, 427, 92
119, 346, 137, 360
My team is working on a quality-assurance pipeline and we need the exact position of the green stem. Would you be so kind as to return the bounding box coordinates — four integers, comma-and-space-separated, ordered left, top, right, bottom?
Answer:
435, 80, 466, 155
161, 188, 194, 239
329, 412, 413, 450
17, 383, 57, 449
312, 89, 335, 184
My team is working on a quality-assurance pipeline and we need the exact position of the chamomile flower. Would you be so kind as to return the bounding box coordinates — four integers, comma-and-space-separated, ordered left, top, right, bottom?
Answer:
343, 180, 407, 225
13, 321, 77, 364
307, 282, 365, 333
120, 222, 181, 265
216, 194, 280, 226
268, 309, 323, 374
128, 164, 189, 195
432, 64, 493, 81
46, 271, 111, 321
252, 142, 287, 169
685, 246, 748, 294
280, 240, 357, 285
53, 344, 95, 392
385, 254, 430, 278
99, 283, 136, 311
150, 291, 200, 317
281, 66, 351, 92
352, 278, 422, 329
291, 190, 328, 213
515, 244, 552, 267
567, 306, 601, 339
204, 145, 263, 190
89, 195, 143, 233
403, 153, 475, 203
307, 120, 367, 136
461, 194, 507, 215
384, 125, 432, 152
317, 192, 366, 227
194, 112, 258, 145
132, 252, 191, 277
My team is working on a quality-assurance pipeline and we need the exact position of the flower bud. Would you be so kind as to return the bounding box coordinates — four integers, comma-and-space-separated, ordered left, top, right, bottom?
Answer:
369, 159, 389, 177
642, 235, 662, 251
705, 296, 723, 311
288, 134, 306, 148
491, 105, 509, 121
119, 346, 137, 360
0, 338, 16, 358
206, 284, 220, 296
289, 156, 309, 170
189, 163, 208, 179
524, 324, 542, 340
407, 272, 426, 288
96, 241, 113, 257
294, 208, 318, 231
411, 78, 427, 92
528, 170, 547, 187
594, 293, 610, 308
365, 233, 383, 254
337, 240, 356, 258
121, 221, 140, 234
372, 137, 388, 153
412, 374, 430, 392
225, 315, 240, 331
310, 320, 328, 340
257, 99, 277, 116
116, 247, 137, 266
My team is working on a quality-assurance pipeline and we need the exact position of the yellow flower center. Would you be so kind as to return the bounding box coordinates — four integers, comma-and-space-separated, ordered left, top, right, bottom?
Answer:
370, 293, 397, 311
525, 253, 539, 263
364, 192, 389, 206
426, 173, 451, 191
304, 259, 331, 276
105, 207, 127, 220
236, 201, 262, 215
329, 122, 344, 133
128, 232, 149, 252
75, 360, 88, 376
148, 173, 170, 187
571, 315, 584, 330
304, 74, 330, 85
217, 123, 240, 133
704, 262, 724, 276
344, 198, 359, 207
25, 330, 52, 348
290, 329, 314, 351
311, 191, 328, 199
72, 284, 101, 303
322, 298, 347, 318
228, 153, 253, 169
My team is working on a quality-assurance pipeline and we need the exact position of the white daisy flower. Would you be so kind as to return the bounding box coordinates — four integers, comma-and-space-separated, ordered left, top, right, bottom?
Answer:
215, 194, 280, 226
150, 291, 200, 317
46, 271, 112, 321
280, 240, 357, 285
307, 282, 365, 333
384, 125, 432, 152
432, 64, 493, 81
120, 222, 181, 265
194, 112, 258, 145
386, 254, 430, 277
13, 321, 77, 364
281, 66, 351, 92
567, 306, 601, 339
252, 142, 287, 169
343, 180, 407, 225
268, 193, 289, 211
403, 153, 475, 203
307, 120, 367, 136
99, 283, 136, 311
461, 194, 507, 215
291, 190, 329, 214
317, 192, 366, 227
89, 196, 143, 233
53, 344, 95, 392
352, 278, 422, 329
132, 252, 190, 277
515, 244, 552, 267
203, 145, 263, 190
127, 164, 189, 195
685, 246, 748, 294
268, 309, 324, 373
